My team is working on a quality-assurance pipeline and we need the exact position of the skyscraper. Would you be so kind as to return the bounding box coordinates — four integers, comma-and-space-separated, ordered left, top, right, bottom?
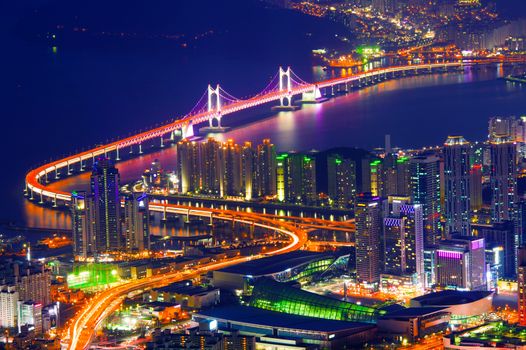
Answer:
71, 191, 93, 259
177, 140, 200, 194
219, 139, 242, 197
490, 136, 517, 223
256, 139, 277, 197
410, 155, 442, 246
200, 138, 221, 195
124, 192, 150, 252
443, 136, 471, 236
355, 193, 382, 287
470, 164, 483, 211
241, 142, 256, 201
328, 155, 356, 209
90, 157, 122, 253
383, 196, 424, 285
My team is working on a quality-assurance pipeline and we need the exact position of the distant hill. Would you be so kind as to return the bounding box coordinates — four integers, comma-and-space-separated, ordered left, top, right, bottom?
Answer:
13, 0, 351, 56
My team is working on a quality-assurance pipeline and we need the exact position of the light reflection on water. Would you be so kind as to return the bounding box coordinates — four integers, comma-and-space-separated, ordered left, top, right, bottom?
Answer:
22, 67, 526, 230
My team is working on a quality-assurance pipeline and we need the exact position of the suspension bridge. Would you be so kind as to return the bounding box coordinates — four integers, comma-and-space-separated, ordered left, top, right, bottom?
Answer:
25, 61, 464, 205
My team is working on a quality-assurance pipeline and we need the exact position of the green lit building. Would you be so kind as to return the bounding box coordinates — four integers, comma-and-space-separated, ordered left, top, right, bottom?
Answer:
249, 278, 385, 323
67, 263, 119, 290
276, 152, 317, 205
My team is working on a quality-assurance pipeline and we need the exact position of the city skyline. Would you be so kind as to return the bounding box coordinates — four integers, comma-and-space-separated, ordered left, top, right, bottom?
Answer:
4, 0, 526, 349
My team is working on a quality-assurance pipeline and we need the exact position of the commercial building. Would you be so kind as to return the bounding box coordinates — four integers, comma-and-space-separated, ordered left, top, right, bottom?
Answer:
444, 322, 526, 349
147, 283, 220, 309
193, 305, 377, 349
383, 196, 424, 285
410, 290, 493, 324
355, 193, 382, 287
17, 301, 43, 334
472, 221, 515, 278
377, 307, 450, 341
410, 154, 442, 246
212, 251, 346, 292
147, 328, 257, 350
249, 278, 384, 323
124, 192, 150, 252
434, 236, 486, 291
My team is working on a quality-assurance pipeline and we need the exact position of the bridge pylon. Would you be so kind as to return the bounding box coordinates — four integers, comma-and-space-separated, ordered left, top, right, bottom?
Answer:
272, 66, 299, 111
207, 84, 223, 129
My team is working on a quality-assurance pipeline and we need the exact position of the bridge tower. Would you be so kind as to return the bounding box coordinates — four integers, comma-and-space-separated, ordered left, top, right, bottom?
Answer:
279, 66, 292, 107
207, 84, 222, 128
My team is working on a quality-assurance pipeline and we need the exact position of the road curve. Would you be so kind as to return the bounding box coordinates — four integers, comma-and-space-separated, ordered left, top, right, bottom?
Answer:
64, 208, 308, 350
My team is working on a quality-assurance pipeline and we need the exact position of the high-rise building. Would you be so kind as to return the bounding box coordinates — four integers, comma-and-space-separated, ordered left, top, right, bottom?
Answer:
71, 191, 93, 259
241, 142, 256, 201
328, 155, 356, 209
410, 155, 442, 246
490, 136, 518, 223
383, 196, 424, 285
90, 157, 122, 253
177, 140, 200, 194
16, 266, 52, 307
276, 152, 316, 205
443, 136, 471, 236
472, 221, 515, 278
0, 285, 18, 329
370, 154, 410, 198
435, 235, 486, 290
518, 246, 526, 326
355, 193, 382, 286
219, 139, 242, 197
256, 139, 277, 197
200, 138, 221, 195
124, 193, 150, 252
17, 301, 42, 334
470, 164, 483, 211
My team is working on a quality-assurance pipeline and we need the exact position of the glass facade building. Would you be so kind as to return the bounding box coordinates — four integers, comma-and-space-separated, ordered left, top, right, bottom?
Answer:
250, 278, 384, 323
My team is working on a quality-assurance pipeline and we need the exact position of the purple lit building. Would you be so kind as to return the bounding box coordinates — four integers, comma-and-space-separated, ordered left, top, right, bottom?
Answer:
435, 235, 486, 291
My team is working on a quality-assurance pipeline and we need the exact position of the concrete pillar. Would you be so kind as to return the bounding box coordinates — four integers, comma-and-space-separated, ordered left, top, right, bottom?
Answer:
116, 148, 120, 161
29, 188, 34, 200
139, 144, 143, 154
39, 192, 44, 204
130, 145, 134, 154
160, 137, 164, 148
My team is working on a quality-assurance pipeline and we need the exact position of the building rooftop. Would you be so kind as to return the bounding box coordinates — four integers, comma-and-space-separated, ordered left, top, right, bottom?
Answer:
381, 307, 448, 318
411, 290, 493, 306
194, 305, 375, 334
157, 284, 216, 296
216, 251, 335, 276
